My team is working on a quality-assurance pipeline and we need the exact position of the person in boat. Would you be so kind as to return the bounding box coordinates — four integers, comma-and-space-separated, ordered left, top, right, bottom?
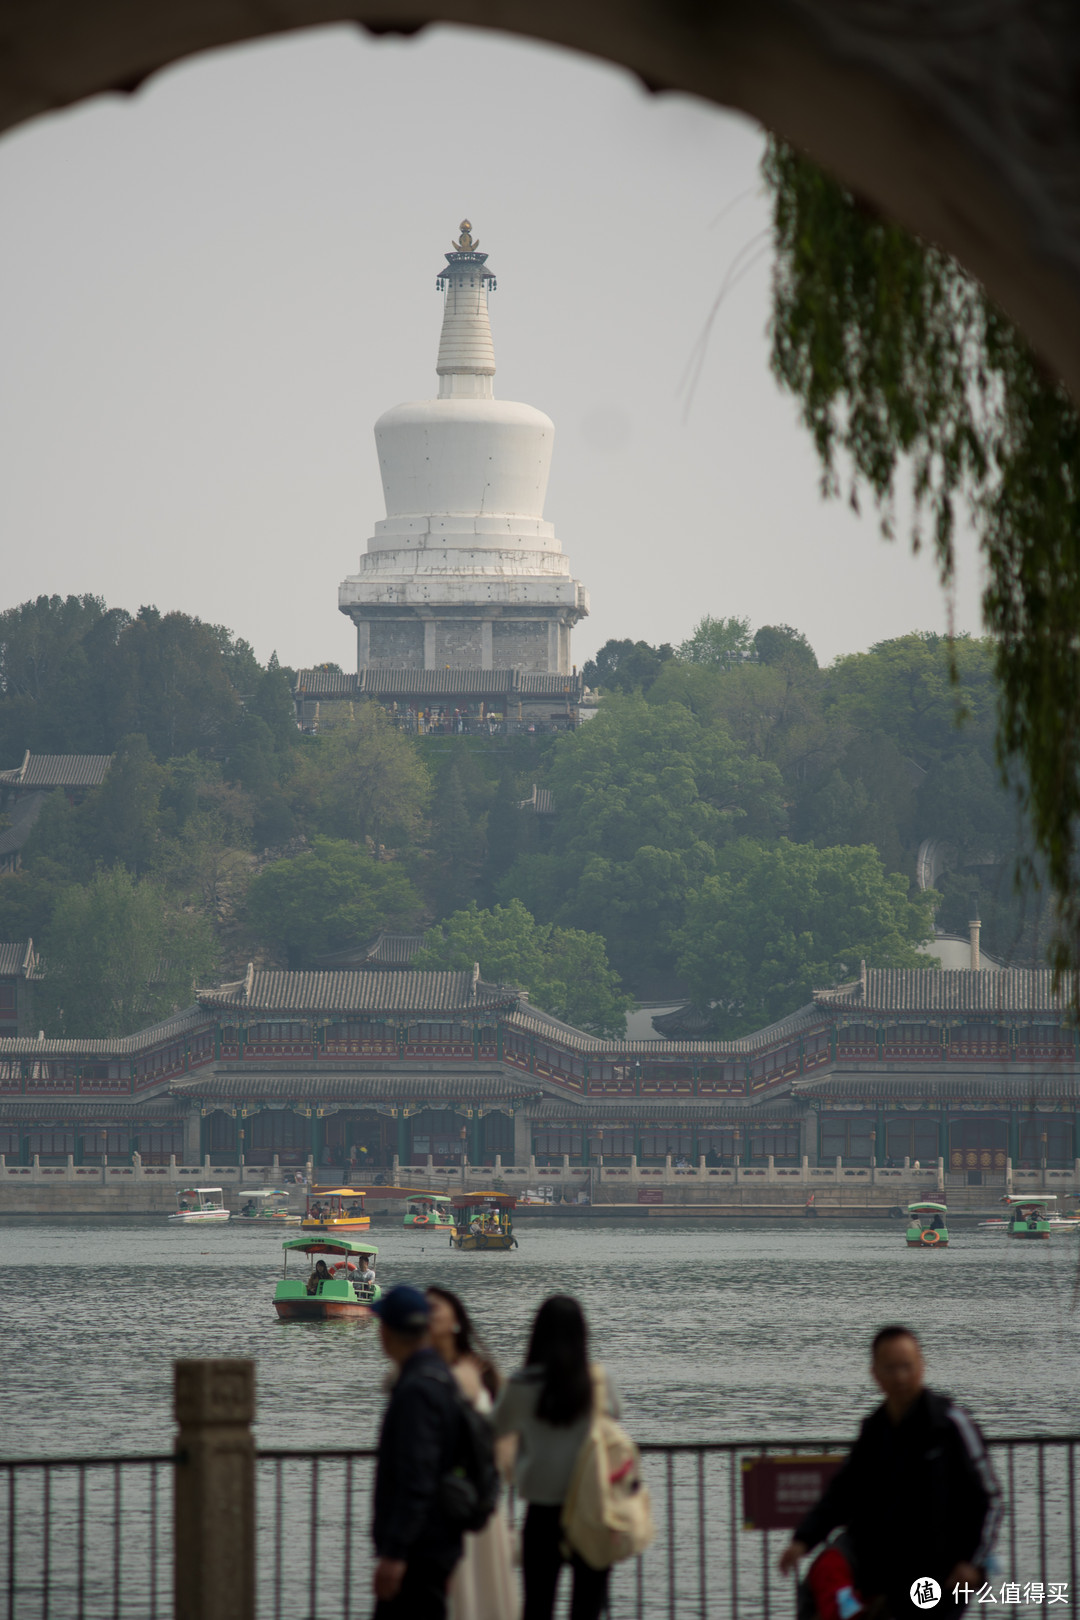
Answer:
356, 1254, 377, 1292
929, 1210, 946, 1230
347, 1200, 364, 1216
241, 1199, 257, 1218
306, 1259, 331, 1295
778, 1325, 1002, 1617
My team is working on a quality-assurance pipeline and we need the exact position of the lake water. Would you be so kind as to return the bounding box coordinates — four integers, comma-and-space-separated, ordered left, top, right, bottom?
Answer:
2, 1215, 1078, 1456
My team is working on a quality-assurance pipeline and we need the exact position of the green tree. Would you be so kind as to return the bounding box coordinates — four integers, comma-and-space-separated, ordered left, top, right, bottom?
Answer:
500, 695, 785, 985
38, 865, 217, 1037
581, 639, 673, 693
675, 615, 753, 668
754, 624, 818, 671
765, 138, 1080, 973
429, 761, 483, 916
292, 705, 431, 847
675, 839, 937, 1036
100, 608, 244, 760
245, 838, 421, 967
414, 898, 632, 1037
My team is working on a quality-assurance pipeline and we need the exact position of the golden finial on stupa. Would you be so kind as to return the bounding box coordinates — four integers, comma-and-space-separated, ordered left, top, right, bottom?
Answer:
453, 219, 478, 251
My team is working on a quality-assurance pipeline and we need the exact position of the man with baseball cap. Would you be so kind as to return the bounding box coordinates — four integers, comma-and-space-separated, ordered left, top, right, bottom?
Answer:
370, 1284, 466, 1619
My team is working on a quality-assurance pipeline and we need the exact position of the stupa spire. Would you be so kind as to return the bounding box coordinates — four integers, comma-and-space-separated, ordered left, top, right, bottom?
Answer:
435, 219, 496, 399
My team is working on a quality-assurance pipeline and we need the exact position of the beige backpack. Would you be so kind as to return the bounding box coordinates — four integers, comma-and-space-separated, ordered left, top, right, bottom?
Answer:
560, 1367, 655, 1571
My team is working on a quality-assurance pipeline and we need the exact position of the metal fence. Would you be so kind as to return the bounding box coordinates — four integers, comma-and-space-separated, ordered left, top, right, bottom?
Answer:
0, 1454, 173, 1620
3, 1437, 1079, 1619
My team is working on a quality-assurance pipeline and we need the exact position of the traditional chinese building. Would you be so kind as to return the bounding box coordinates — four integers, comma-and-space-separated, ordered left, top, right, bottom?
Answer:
1, 965, 1077, 1184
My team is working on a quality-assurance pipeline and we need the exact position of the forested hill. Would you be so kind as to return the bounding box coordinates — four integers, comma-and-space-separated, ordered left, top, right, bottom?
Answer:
0, 597, 1042, 1042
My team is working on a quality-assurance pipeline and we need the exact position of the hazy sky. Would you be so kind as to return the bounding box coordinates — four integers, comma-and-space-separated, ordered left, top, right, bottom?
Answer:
0, 23, 985, 674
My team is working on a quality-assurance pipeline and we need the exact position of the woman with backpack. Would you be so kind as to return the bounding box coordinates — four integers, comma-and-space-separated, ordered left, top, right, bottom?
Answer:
426, 1287, 519, 1620
493, 1295, 617, 1620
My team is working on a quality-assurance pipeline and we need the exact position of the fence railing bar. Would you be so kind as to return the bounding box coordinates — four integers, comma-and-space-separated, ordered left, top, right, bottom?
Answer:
1069, 1441, 1077, 1620
273, 1457, 283, 1620
696, 1449, 706, 1620
728, 1449, 737, 1620
635, 1548, 643, 1620
665, 1450, 675, 1620
75, 1466, 85, 1620
1008, 1445, 1018, 1606
0, 1455, 176, 1470
309, 1456, 319, 1620
7, 1469, 15, 1620
1038, 1439, 1047, 1594
41, 1469, 50, 1620
150, 1459, 159, 1620
111, 1463, 121, 1620
344, 1455, 354, 1620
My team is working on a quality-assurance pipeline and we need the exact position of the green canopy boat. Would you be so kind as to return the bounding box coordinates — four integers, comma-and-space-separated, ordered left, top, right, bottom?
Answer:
1004, 1194, 1055, 1240
905, 1201, 949, 1248
273, 1235, 381, 1320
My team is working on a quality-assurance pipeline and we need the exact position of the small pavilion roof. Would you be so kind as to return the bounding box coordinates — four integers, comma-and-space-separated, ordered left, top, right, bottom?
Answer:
0, 752, 112, 789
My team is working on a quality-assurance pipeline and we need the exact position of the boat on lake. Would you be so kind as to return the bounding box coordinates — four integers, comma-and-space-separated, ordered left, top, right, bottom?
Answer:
168, 1187, 230, 1223
300, 1187, 371, 1232
236, 1190, 301, 1225
404, 1192, 454, 1230
450, 1192, 517, 1250
905, 1201, 949, 1248
1004, 1194, 1059, 1239
273, 1235, 381, 1320
980, 1194, 1080, 1233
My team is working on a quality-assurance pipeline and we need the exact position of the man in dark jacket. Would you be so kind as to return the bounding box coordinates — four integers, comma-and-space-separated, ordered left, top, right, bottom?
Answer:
778, 1325, 1002, 1617
370, 1284, 465, 1619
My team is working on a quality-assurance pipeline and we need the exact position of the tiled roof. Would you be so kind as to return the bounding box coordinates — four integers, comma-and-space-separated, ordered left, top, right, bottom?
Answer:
311, 934, 426, 971
197, 967, 510, 1015
816, 969, 1072, 1015
0, 1098, 183, 1120
361, 933, 426, 967
518, 784, 556, 815
0, 752, 112, 789
0, 942, 35, 978
360, 669, 515, 697
294, 671, 359, 698
295, 669, 584, 702
795, 1074, 1080, 1100
503, 1001, 821, 1057
0, 1005, 207, 1056
171, 1073, 536, 1102
518, 674, 582, 699
530, 1100, 802, 1121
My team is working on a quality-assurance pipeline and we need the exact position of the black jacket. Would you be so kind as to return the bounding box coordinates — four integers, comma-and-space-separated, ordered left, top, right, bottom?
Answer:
372, 1348, 465, 1571
795, 1389, 1002, 1595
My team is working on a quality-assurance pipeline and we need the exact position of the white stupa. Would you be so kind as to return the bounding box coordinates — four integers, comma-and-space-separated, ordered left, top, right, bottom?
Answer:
338, 221, 589, 674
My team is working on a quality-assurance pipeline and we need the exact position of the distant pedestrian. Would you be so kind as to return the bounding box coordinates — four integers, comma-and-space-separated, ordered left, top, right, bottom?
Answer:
778, 1325, 1001, 1617
493, 1295, 616, 1620
371, 1286, 467, 1619
427, 1288, 518, 1620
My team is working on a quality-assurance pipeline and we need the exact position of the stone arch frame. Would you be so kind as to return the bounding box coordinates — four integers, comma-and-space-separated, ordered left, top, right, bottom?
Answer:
0, 3, 1078, 396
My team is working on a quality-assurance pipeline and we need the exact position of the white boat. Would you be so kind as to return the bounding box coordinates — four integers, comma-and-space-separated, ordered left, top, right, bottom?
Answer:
236, 1190, 302, 1226
168, 1186, 230, 1223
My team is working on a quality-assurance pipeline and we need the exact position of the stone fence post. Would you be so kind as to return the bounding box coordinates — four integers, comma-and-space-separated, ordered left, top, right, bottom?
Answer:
174, 1358, 255, 1620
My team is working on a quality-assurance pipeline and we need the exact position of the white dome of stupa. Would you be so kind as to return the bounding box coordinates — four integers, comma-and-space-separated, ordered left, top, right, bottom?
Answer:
338, 222, 588, 674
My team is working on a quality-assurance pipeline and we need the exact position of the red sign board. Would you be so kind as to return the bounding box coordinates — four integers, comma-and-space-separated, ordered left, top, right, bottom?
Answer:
741, 1455, 845, 1531
636, 1188, 664, 1205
